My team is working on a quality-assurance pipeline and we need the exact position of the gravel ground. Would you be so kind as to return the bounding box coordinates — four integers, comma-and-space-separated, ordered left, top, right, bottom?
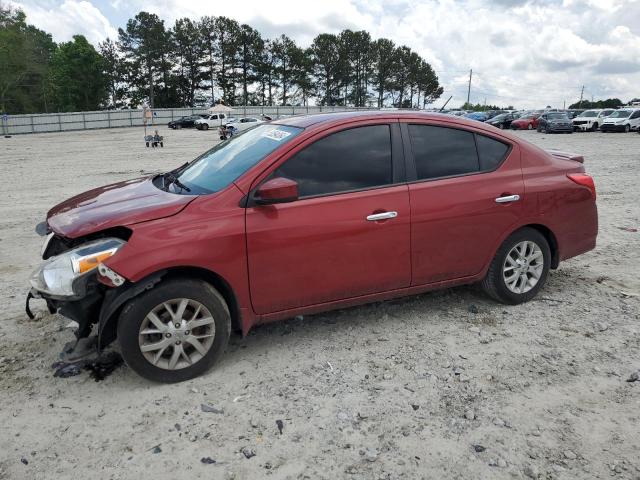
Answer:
0, 126, 638, 480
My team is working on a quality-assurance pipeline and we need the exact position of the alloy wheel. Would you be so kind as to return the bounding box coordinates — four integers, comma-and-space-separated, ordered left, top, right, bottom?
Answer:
502, 241, 544, 294
138, 298, 216, 370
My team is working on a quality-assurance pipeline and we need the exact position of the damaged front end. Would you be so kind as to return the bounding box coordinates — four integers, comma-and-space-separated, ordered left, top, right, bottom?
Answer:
27, 223, 137, 349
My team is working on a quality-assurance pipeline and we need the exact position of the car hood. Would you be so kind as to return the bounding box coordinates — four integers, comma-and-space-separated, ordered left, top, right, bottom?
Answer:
47, 177, 196, 238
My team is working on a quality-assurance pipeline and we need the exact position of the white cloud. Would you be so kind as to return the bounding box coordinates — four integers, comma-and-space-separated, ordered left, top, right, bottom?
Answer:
11, 0, 640, 107
10, 0, 118, 44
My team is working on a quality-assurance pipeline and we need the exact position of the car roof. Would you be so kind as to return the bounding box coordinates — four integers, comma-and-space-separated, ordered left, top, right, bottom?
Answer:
273, 110, 478, 129
270, 110, 525, 143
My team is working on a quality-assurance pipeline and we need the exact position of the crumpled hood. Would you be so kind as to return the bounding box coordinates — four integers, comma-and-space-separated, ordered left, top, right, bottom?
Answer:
47, 177, 196, 238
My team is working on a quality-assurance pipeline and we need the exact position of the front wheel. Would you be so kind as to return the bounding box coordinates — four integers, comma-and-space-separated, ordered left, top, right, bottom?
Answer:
624, 124, 630, 133
117, 279, 231, 383
481, 228, 551, 304
201, 124, 209, 130
591, 122, 598, 132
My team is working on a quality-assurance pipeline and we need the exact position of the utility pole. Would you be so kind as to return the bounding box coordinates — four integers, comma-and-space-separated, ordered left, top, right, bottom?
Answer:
579, 85, 584, 107
466, 69, 472, 106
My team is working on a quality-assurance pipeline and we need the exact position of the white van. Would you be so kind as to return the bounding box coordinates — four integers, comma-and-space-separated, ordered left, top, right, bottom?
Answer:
572, 109, 614, 132
195, 113, 228, 130
600, 109, 640, 132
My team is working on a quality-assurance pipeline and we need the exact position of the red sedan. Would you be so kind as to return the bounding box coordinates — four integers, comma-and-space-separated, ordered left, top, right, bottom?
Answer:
29, 111, 598, 382
511, 114, 541, 130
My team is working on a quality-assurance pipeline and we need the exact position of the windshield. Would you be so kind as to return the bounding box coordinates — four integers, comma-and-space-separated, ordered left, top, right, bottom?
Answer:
581, 110, 598, 117
607, 110, 631, 118
547, 113, 568, 120
175, 124, 302, 194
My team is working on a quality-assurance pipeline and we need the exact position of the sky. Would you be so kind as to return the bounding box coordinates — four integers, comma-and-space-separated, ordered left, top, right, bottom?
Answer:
8, 0, 640, 108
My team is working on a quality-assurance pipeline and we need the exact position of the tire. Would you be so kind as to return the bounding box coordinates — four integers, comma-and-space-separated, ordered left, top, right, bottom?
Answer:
624, 124, 630, 133
527, 123, 533, 130
591, 122, 598, 132
202, 124, 209, 130
536, 126, 541, 132
117, 279, 231, 383
481, 227, 551, 305
176, 124, 182, 130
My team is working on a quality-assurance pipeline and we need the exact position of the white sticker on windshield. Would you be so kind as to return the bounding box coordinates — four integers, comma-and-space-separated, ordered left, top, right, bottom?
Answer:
261, 128, 291, 141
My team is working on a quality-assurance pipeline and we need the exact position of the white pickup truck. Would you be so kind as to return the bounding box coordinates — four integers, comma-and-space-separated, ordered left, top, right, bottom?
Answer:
194, 113, 229, 130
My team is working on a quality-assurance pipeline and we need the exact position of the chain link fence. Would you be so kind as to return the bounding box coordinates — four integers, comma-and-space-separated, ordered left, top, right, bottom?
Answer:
1, 106, 378, 135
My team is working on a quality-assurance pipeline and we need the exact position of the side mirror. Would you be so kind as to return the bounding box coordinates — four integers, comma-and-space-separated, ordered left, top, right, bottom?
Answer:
254, 177, 299, 205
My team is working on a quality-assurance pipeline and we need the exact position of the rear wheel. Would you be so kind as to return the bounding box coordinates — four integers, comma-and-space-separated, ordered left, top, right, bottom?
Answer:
481, 228, 551, 304
527, 123, 533, 130
117, 279, 230, 382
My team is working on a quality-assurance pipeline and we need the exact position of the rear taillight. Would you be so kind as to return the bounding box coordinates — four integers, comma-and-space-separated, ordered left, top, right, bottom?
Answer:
567, 173, 596, 200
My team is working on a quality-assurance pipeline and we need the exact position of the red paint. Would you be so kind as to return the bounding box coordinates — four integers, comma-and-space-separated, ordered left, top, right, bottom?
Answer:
510, 115, 540, 130
255, 177, 299, 203
45, 111, 598, 335
47, 177, 195, 238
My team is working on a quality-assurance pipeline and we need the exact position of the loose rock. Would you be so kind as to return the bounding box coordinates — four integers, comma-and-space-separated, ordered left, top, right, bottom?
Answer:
201, 403, 224, 414
523, 464, 539, 478
241, 447, 256, 459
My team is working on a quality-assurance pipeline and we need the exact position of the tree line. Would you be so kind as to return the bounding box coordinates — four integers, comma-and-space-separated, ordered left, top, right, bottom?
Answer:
1, 5, 443, 114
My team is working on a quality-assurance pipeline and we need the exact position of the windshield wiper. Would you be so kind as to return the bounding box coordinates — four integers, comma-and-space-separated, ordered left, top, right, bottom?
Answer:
161, 162, 191, 192
163, 172, 191, 192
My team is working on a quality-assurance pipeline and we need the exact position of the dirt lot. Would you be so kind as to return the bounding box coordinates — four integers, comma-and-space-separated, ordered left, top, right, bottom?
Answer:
0, 126, 638, 480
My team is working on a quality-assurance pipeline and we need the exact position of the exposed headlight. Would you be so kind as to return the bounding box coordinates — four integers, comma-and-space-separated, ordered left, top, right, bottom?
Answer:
30, 238, 125, 297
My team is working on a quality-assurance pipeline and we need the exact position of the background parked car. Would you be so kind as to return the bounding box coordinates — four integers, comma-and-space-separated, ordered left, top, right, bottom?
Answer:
600, 109, 640, 132
168, 115, 206, 129
566, 109, 586, 119
463, 112, 488, 122
510, 113, 540, 130
537, 112, 573, 133
224, 117, 265, 132
195, 113, 228, 130
572, 109, 614, 132
486, 112, 518, 129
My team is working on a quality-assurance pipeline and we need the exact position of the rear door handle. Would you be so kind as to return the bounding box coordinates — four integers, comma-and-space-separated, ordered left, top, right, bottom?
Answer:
366, 211, 398, 221
495, 194, 520, 204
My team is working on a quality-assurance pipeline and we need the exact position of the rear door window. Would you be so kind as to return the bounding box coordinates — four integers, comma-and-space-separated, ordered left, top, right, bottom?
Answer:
408, 125, 479, 179
408, 125, 510, 180
275, 125, 393, 197
476, 134, 510, 170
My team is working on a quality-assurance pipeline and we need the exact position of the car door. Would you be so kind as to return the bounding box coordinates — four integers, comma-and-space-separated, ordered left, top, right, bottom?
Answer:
245, 122, 411, 314
402, 122, 524, 285
629, 110, 640, 129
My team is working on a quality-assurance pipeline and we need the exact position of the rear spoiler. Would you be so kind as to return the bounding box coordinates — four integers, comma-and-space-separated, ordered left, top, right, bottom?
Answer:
547, 149, 584, 163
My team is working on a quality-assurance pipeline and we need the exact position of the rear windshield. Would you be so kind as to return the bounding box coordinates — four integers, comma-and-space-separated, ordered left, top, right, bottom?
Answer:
176, 124, 302, 194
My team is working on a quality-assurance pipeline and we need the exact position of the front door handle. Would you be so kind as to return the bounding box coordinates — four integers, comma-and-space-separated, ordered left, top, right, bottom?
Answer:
366, 211, 398, 221
495, 194, 520, 204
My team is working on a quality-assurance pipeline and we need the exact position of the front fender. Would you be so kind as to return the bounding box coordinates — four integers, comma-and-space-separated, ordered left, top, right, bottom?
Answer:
97, 270, 166, 350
